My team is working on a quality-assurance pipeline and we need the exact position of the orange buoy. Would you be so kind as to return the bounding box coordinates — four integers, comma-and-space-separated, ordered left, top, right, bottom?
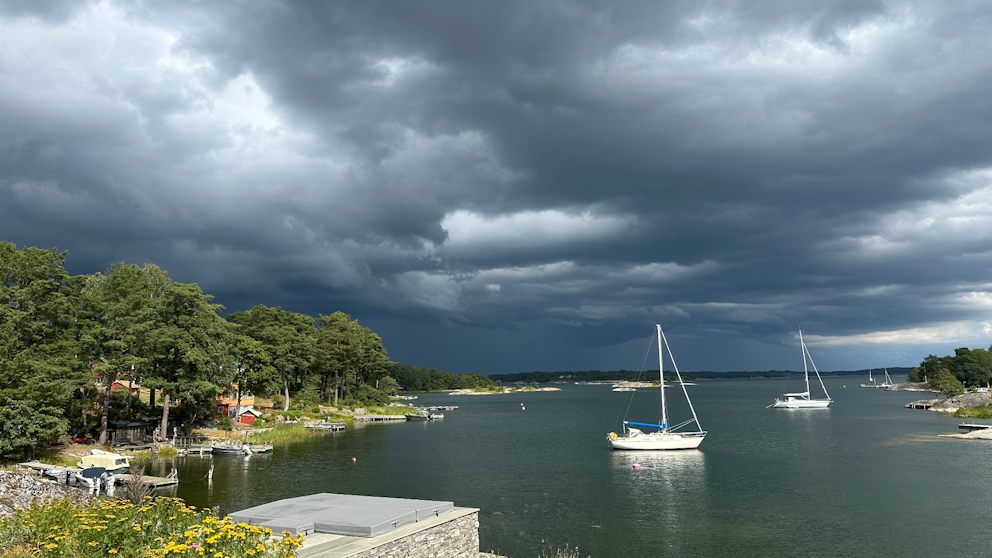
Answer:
352, 457, 357, 463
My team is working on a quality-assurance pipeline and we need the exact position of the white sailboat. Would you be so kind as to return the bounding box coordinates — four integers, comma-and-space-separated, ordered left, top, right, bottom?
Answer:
772, 330, 832, 408
607, 325, 706, 450
879, 368, 894, 388
860, 369, 878, 388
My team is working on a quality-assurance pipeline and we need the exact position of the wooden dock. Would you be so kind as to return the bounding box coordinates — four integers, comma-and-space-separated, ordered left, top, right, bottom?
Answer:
18, 462, 177, 487
305, 421, 346, 431
959, 423, 992, 431
354, 415, 407, 422
424, 405, 458, 411
116, 473, 178, 487
905, 400, 936, 409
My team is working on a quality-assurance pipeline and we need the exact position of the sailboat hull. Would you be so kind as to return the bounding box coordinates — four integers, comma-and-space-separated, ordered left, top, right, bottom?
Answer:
772, 399, 831, 408
608, 432, 706, 450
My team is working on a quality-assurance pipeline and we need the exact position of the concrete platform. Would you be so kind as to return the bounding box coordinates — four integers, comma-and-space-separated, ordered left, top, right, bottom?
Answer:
295, 507, 479, 558
229, 493, 454, 537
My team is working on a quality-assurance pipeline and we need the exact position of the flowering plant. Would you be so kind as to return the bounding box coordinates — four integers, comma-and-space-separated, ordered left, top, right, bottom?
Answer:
0, 496, 304, 558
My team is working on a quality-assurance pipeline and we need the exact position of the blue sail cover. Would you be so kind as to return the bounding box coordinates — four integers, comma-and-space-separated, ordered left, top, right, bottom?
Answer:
625, 421, 666, 429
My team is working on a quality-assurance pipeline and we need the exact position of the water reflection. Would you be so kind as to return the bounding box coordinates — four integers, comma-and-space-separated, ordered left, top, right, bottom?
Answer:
610, 450, 706, 489
609, 450, 708, 554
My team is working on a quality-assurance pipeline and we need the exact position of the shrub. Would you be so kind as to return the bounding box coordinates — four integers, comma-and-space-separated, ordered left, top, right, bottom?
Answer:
216, 416, 235, 431
271, 395, 285, 409
0, 496, 304, 558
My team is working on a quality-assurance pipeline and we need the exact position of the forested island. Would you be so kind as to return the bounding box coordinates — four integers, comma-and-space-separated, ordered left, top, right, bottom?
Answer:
492, 367, 915, 384
907, 348, 992, 396
0, 242, 491, 458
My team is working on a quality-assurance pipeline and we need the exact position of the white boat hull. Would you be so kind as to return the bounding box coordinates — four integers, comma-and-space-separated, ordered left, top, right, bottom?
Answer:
608, 431, 706, 450
773, 398, 831, 408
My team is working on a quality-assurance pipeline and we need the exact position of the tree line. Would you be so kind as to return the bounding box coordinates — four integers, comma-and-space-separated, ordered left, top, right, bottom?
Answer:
908, 347, 992, 396
0, 242, 473, 457
492, 368, 914, 384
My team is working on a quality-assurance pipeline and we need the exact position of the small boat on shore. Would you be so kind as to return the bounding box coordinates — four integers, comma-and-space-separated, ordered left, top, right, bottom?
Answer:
78, 449, 130, 474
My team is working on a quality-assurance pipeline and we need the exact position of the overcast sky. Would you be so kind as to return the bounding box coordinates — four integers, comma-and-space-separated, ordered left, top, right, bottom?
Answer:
2, 0, 991, 374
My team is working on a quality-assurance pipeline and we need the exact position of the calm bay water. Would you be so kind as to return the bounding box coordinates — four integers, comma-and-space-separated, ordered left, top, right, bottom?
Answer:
155, 378, 992, 558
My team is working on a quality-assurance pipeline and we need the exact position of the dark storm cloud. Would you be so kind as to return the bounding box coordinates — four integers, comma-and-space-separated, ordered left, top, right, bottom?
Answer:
2, 0, 992, 372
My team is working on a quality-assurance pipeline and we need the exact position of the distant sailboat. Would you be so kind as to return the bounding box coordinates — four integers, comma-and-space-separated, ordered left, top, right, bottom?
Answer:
607, 325, 706, 450
860, 369, 879, 388
771, 330, 832, 408
879, 368, 894, 388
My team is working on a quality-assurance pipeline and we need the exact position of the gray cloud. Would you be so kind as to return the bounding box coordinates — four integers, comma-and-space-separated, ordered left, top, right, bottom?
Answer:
2, 0, 992, 373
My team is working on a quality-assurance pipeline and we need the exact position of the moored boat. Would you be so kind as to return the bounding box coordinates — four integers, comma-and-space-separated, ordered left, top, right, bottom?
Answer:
771, 330, 832, 408
78, 449, 131, 474
607, 325, 707, 451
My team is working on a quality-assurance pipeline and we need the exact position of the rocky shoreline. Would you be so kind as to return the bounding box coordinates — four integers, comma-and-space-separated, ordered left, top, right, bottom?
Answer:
0, 469, 94, 518
905, 391, 992, 413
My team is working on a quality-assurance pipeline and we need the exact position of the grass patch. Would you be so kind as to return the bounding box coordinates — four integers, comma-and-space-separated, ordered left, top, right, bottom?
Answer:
156, 446, 179, 458
248, 424, 312, 445
955, 406, 992, 419
35, 455, 78, 468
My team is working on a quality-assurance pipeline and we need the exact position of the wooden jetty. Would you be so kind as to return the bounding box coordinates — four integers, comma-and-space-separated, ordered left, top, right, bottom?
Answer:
18, 462, 178, 487
354, 415, 407, 422
959, 423, 992, 431
905, 400, 936, 409
305, 421, 346, 431
116, 473, 178, 487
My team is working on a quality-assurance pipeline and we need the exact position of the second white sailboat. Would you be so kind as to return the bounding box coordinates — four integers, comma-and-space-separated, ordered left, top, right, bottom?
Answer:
772, 330, 832, 409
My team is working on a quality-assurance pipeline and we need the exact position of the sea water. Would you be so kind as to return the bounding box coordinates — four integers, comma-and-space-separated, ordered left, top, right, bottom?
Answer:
165, 378, 992, 558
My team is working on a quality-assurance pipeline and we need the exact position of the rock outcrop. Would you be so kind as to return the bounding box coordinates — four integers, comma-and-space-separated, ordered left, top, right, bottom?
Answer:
0, 470, 94, 518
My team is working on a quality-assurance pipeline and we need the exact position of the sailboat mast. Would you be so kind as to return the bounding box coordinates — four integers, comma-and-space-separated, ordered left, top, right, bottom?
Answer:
800, 329, 810, 398
657, 324, 667, 432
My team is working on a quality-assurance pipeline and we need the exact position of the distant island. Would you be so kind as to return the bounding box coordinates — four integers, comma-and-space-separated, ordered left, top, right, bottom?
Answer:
489, 368, 915, 384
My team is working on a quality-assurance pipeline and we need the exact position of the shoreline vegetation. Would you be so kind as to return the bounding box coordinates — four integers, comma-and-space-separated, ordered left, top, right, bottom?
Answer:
0, 242, 495, 463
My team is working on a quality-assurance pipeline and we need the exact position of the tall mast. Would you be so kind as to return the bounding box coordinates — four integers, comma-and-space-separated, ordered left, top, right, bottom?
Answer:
800, 329, 810, 398
658, 324, 667, 432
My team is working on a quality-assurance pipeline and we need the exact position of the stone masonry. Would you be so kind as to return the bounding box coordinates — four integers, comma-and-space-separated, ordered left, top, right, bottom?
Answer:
346, 510, 479, 558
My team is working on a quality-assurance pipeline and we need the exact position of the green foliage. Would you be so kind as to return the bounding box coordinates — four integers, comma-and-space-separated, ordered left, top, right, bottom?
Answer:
227, 306, 316, 411
0, 243, 82, 457
156, 446, 179, 458
0, 241, 417, 454
954, 406, 992, 419
249, 424, 310, 444
929, 367, 965, 397
389, 363, 495, 392
216, 415, 235, 431
313, 312, 389, 405
908, 368, 923, 382
916, 349, 992, 390
0, 496, 304, 557
378, 376, 400, 396
292, 385, 321, 411
354, 384, 390, 407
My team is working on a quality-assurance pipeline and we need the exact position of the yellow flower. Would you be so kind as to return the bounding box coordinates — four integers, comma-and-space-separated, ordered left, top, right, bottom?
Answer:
108, 549, 118, 554
89, 542, 98, 547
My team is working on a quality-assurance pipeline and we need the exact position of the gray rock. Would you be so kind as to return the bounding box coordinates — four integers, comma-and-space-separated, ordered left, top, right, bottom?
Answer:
0, 470, 95, 517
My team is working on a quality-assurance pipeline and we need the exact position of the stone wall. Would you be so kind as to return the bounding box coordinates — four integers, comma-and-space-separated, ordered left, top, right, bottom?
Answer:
349, 511, 479, 558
